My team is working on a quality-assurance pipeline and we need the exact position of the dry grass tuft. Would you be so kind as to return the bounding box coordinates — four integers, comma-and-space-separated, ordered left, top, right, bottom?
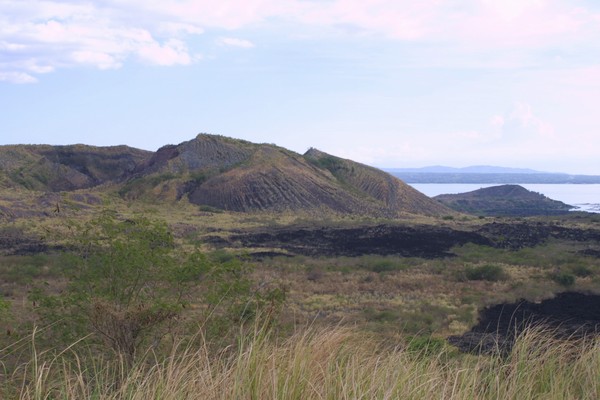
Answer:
3, 325, 599, 399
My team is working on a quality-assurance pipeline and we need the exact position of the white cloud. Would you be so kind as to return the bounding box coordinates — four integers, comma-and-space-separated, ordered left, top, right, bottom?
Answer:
137, 39, 193, 66
150, 0, 291, 30
159, 22, 204, 36
490, 115, 505, 128
507, 102, 555, 138
0, 41, 26, 51
452, 1, 588, 48
458, 103, 556, 145
218, 37, 255, 48
481, 0, 544, 20
454, 130, 484, 140
1, 0, 600, 82
71, 51, 121, 69
0, 1, 203, 81
0, 71, 37, 84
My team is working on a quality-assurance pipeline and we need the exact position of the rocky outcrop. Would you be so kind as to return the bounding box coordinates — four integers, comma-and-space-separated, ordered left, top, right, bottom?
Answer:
134, 135, 255, 175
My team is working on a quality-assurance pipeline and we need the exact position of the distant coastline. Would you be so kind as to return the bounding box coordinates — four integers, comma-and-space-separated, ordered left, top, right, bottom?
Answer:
384, 166, 600, 184
387, 172, 600, 184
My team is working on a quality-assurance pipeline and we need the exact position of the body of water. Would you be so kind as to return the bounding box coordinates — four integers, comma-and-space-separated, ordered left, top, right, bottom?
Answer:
409, 183, 600, 213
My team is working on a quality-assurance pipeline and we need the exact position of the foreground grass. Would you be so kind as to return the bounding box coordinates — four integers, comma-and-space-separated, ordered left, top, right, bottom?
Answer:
2, 326, 599, 399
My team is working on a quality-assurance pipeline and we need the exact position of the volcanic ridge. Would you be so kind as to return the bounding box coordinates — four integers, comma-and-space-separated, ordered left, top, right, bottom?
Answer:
0, 134, 450, 218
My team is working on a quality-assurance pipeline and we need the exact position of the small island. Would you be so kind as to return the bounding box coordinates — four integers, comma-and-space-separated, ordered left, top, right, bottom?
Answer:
434, 184, 574, 216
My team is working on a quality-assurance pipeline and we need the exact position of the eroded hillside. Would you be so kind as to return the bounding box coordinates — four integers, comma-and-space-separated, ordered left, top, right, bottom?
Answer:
0, 134, 452, 218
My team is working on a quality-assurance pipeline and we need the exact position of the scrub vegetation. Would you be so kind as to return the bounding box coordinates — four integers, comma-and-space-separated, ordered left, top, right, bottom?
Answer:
1, 207, 600, 398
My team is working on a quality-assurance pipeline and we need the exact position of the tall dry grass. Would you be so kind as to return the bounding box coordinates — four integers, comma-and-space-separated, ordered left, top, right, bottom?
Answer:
2, 325, 599, 399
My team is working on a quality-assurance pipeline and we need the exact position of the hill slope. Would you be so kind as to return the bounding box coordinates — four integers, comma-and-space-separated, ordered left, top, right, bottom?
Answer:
0, 144, 151, 191
0, 134, 452, 217
304, 148, 450, 216
434, 184, 574, 216
123, 134, 452, 216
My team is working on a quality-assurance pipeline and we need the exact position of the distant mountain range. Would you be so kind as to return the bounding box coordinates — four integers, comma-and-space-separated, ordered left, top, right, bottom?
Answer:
385, 166, 548, 174
384, 166, 600, 184
0, 134, 451, 218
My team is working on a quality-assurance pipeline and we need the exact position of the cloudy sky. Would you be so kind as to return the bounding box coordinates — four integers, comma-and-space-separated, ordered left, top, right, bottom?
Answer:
1, 0, 599, 174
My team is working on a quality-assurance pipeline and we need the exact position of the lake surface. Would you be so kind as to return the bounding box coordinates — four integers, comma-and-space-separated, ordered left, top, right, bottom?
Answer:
409, 183, 600, 213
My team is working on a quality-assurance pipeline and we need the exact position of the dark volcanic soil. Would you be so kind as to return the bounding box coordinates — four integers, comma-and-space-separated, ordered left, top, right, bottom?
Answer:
0, 230, 49, 255
448, 292, 600, 354
213, 224, 493, 258
208, 221, 600, 258
479, 222, 600, 249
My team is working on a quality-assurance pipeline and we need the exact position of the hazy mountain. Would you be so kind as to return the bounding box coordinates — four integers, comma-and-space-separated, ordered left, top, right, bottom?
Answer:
384, 166, 600, 184
385, 166, 550, 174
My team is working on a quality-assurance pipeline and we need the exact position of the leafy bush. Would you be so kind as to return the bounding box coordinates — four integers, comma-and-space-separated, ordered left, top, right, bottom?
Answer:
371, 260, 399, 273
463, 264, 508, 282
198, 204, 223, 213
550, 271, 576, 287
29, 210, 272, 363
571, 265, 593, 277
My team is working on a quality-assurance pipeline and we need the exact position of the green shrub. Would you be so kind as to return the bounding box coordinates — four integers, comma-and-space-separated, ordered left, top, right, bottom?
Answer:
406, 335, 446, 357
29, 210, 268, 363
571, 265, 593, 277
198, 205, 223, 213
371, 260, 399, 273
464, 264, 508, 282
551, 271, 576, 287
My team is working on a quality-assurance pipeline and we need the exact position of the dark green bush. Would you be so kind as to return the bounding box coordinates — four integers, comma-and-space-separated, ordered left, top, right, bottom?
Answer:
464, 264, 508, 282
551, 271, 576, 287
371, 260, 398, 273
198, 205, 223, 213
571, 265, 593, 277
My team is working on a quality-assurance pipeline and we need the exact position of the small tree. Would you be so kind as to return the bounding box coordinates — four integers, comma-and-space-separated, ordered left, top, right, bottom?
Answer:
31, 210, 286, 362
33, 210, 210, 363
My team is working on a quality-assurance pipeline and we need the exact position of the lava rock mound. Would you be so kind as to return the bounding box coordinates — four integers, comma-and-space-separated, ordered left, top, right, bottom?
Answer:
449, 292, 600, 354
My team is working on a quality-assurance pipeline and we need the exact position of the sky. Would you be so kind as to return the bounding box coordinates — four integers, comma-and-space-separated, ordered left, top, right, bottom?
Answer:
1, 0, 600, 174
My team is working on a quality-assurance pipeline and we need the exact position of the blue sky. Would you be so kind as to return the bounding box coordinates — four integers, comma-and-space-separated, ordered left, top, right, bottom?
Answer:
1, 0, 600, 174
